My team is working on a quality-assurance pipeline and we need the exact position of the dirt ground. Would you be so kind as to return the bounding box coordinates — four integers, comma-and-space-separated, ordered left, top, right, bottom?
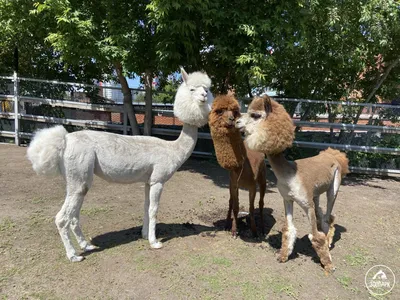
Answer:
1, 143, 399, 300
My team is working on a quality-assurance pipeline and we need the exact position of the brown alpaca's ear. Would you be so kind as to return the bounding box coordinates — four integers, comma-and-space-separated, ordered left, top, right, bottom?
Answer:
263, 96, 273, 116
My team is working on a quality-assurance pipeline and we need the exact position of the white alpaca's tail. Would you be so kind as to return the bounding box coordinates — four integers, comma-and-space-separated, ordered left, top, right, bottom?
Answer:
27, 125, 68, 176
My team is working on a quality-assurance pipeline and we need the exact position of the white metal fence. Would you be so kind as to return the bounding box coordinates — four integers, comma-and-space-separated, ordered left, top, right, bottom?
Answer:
0, 74, 399, 175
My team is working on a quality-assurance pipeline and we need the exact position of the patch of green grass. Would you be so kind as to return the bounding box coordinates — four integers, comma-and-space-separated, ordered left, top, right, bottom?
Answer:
200, 275, 223, 292
369, 292, 391, 299
81, 206, 112, 217
190, 254, 209, 268
0, 267, 19, 283
267, 277, 298, 299
30, 197, 46, 204
240, 281, 265, 299
337, 275, 352, 288
0, 217, 16, 232
28, 214, 52, 228
344, 248, 369, 267
21, 291, 56, 300
212, 257, 232, 267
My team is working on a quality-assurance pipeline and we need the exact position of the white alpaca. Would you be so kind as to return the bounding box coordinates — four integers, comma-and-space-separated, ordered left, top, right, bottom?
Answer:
27, 68, 213, 262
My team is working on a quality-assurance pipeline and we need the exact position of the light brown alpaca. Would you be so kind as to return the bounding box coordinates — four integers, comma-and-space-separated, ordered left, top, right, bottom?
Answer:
209, 95, 267, 237
236, 95, 349, 272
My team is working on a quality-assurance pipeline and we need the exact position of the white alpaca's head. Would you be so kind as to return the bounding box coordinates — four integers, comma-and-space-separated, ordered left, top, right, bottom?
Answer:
173, 67, 213, 127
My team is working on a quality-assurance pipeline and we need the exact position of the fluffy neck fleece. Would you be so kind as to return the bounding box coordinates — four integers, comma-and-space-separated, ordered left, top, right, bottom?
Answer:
210, 126, 246, 170
209, 95, 246, 170
173, 71, 213, 127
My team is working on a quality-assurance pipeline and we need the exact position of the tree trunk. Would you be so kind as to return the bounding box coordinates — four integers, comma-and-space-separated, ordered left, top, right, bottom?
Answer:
114, 62, 141, 135
143, 69, 153, 136
246, 75, 253, 98
346, 56, 400, 143
327, 104, 335, 143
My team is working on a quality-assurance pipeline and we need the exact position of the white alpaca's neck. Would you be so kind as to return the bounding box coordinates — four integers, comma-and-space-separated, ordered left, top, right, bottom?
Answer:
172, 123, 198, 165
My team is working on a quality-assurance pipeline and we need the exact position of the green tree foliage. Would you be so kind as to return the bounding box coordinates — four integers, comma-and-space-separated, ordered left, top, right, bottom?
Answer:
1, 0, 399, 138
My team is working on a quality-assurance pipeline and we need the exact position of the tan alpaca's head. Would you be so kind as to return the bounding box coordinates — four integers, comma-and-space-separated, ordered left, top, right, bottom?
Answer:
235, 95, 295, 155
209, 95, 241, 136
174, 67, 214, 127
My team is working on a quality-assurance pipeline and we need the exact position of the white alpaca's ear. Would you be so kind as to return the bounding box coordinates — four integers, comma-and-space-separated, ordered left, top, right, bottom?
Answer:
180, 67, 189, 83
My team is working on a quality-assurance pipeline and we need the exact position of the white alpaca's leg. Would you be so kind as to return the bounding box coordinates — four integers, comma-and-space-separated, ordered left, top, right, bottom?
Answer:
71, 219, 97, 251
148, 182, 163, 249
142, 183, 150, 240
57, 150, 95, 261
279, 199, 296, 262
56, 193, 85, 262
70, 210, 97, 252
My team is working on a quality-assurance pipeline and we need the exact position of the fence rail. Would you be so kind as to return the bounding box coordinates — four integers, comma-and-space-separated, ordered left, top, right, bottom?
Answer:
1, 75, 399, 176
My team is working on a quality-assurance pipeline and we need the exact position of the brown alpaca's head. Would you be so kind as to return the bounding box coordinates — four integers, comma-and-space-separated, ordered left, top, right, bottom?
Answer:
235, 95, 295, 155
208, 95, 241, 135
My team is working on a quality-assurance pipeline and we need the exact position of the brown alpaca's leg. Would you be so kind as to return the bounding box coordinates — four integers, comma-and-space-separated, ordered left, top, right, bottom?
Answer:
258, 178, 266, 235
249, 185, 257, 237
279, 200, 296, 263
225, 195, 233, 230
307, 208, 335, 273
229, 177, 239, 237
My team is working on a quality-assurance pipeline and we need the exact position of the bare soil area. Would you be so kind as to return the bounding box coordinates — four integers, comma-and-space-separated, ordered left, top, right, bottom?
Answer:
1, 143, 399, 299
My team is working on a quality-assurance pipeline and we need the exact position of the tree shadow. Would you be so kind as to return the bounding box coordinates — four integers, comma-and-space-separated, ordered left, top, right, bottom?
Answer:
266, 224, 347, 265
212, 208, 277, 243
87, 222, 216, 255
342, 173, 400, 190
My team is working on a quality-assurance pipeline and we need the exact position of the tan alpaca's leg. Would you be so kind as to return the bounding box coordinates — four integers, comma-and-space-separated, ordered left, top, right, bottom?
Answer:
326, 215, 336, 248
313, 195, 324, 232
248, 185, 257, 237
306, 208, 334, 273
325, 169, 341, 248
279, 200, 296, 263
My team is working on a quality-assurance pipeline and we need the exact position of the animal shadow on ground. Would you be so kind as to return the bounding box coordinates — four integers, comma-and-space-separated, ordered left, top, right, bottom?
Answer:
213, 208, 277, 243
87, 222, 216, 256
266, 224, 347, 265
178, 158, 278, 190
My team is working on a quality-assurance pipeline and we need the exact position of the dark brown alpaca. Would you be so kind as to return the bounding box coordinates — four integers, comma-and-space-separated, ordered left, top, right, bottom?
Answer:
209, 95, 267, 237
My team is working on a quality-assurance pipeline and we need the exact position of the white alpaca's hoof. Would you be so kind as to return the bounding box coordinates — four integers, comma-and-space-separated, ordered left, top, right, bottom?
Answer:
69, 255, 85, 262
150, 241, 163, 249
308, 234, 313, 241
83, 244, 98, 252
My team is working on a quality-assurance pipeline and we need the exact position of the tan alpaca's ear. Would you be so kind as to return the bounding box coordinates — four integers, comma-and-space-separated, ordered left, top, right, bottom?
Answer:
263, 96, 272, 116
180, 67, 189, 83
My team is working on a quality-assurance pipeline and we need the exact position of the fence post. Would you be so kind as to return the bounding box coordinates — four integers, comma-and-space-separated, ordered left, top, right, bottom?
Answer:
13, 71, 20, 145
123, 111, 127, 135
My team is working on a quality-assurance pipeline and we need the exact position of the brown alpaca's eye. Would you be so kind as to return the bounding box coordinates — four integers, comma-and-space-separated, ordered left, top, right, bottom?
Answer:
233, 110, 240, 117
215, 109, 223, 115
250, 113, 261, 119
